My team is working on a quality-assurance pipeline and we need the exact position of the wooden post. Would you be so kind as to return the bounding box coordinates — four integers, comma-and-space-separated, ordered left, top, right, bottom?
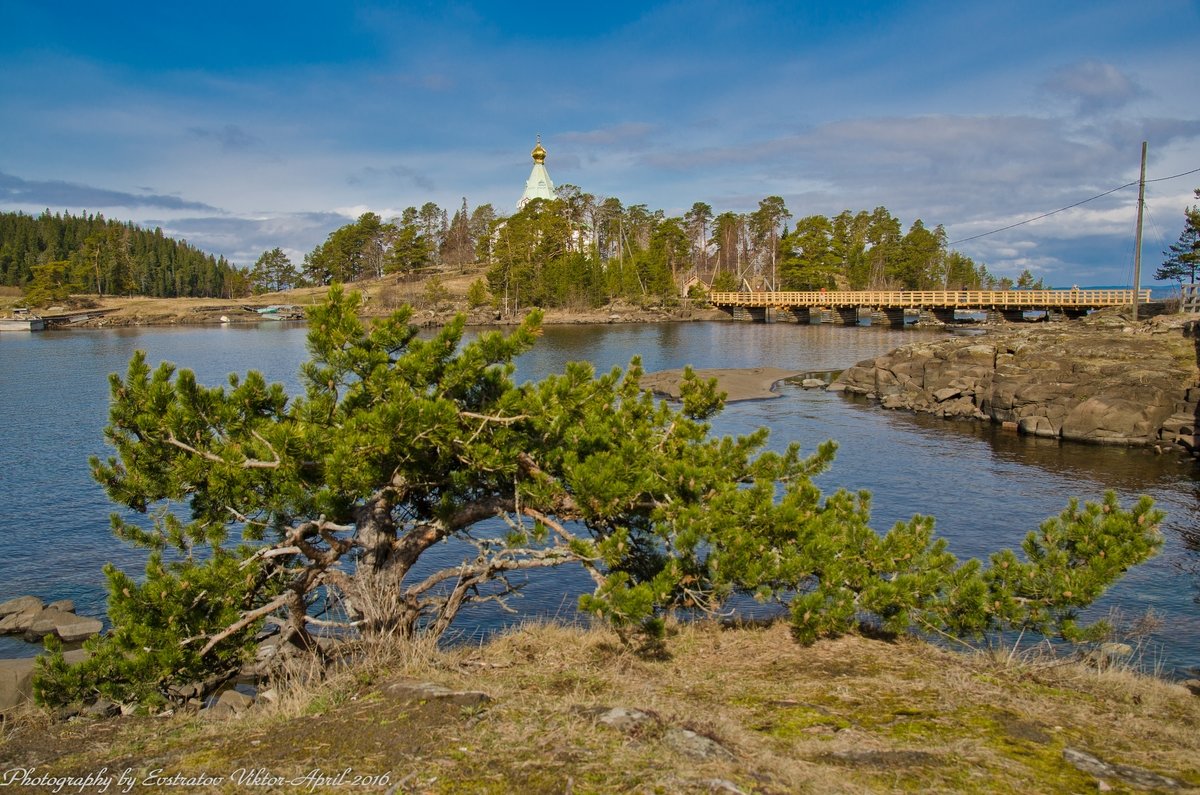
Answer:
1133, 141, 1147, 321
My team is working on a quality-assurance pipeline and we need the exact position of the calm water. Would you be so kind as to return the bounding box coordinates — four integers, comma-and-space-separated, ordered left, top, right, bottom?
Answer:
1, 321, 1197, 675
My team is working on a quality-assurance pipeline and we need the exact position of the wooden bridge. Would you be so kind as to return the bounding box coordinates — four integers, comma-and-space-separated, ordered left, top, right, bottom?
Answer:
708, 289, 1150, 326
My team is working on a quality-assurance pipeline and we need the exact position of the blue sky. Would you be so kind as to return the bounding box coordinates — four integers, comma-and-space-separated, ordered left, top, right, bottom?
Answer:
1, 0, 1197, 286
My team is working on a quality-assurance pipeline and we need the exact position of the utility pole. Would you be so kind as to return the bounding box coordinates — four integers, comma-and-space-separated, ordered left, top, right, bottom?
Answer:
1133, 141, 1147, 321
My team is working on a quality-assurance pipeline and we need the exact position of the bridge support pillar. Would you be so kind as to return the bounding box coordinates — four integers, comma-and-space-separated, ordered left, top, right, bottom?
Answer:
872, 308, 906, 327
826, 306, 859, 325
926, 308, 957, 325
991, 309, 1026, 323
775, 307, 811, 324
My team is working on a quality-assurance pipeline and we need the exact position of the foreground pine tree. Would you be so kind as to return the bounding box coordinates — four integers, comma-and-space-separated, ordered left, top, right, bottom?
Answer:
35, 288, 1163, 707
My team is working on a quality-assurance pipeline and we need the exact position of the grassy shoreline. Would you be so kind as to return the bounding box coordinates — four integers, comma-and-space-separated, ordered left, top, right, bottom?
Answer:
1, 271, 728, 330
3, 621, 1197, 793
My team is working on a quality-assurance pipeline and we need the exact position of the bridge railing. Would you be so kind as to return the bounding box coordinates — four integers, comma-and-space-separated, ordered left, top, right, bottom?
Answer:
708, 289, 1150, 309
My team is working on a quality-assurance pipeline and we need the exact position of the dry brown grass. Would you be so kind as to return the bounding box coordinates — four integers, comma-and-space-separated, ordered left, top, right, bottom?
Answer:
2, 621, 1196, 793
25, 265, 725, 330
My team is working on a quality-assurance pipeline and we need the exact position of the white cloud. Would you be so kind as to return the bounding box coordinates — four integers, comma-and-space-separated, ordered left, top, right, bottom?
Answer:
1041, 60, 1142, 115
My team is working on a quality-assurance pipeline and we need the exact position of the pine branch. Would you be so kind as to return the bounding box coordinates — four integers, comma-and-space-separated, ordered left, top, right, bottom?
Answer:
164, 431, 280, 469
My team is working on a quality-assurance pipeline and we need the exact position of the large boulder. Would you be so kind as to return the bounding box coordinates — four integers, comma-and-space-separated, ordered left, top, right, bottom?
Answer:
0, 596, 44, 619
1061, 396, 1177, 444
48, 613, 104, 643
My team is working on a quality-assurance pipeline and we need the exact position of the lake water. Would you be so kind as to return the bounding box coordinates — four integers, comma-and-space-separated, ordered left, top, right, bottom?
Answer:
1, 320, 1197, 676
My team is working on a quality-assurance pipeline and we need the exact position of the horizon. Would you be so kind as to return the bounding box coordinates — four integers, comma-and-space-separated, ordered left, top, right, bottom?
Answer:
1, 1, 1197, 286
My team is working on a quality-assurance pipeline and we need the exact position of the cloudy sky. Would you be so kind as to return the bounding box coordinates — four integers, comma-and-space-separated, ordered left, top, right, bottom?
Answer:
1, 0, 1198, 286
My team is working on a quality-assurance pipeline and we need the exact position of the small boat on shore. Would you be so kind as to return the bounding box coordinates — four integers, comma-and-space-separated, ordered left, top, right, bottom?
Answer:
249, 304, 305, 321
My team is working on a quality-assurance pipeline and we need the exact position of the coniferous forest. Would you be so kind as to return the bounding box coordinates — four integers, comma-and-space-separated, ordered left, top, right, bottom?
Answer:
0, 210, 244, 302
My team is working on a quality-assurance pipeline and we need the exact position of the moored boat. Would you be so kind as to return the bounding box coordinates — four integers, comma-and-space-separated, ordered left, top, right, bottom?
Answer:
255, 304, 304, 321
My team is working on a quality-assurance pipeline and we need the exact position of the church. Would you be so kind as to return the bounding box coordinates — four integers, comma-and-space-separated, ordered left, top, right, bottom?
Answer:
517, 136, 555, 209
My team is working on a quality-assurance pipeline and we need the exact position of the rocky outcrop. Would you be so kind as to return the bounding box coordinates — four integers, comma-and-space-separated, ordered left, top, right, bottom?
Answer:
830, 313, 1200, 448
0, 596, 103, 643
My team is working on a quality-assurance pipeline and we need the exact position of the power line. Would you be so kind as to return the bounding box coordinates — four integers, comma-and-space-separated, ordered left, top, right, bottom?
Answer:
948, 165, 1200, 246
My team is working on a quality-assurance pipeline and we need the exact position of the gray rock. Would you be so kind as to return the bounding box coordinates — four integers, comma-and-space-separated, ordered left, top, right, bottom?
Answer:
53, 615, 102, 643
800, 378, 826, 389
217, 689, 255, 711
0, 599, 47, 634
205, 688, 255, 718
46, 600, 75, 613
695, 779, 747, 794
1062, 396, 1174, 444
0, 613, 32, 634
932, 387, 961, 403
1062, 747, 1180, 790
1018, 415, 1058, 437
167, 681, 202, 701
382, 680, 492, 708
84, 698, 120, 718
0, 596, 44, 619
23, 608, 71, 641
664, 727, 735, 760
581, 705, 658, 731
20, 609, 102, 643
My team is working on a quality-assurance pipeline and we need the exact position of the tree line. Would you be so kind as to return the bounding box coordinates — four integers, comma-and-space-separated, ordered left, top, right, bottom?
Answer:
283, 190, 1043, 313
44, 179, 1200, 309
254, 184, 1200, 303
1, 210, 244, 305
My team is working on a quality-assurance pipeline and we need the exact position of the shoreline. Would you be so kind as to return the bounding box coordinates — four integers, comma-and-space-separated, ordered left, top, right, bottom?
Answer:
11, 288, 731, 330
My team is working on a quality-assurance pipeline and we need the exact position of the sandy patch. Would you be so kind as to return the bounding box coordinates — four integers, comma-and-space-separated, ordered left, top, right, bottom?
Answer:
642, 366, 802, 402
